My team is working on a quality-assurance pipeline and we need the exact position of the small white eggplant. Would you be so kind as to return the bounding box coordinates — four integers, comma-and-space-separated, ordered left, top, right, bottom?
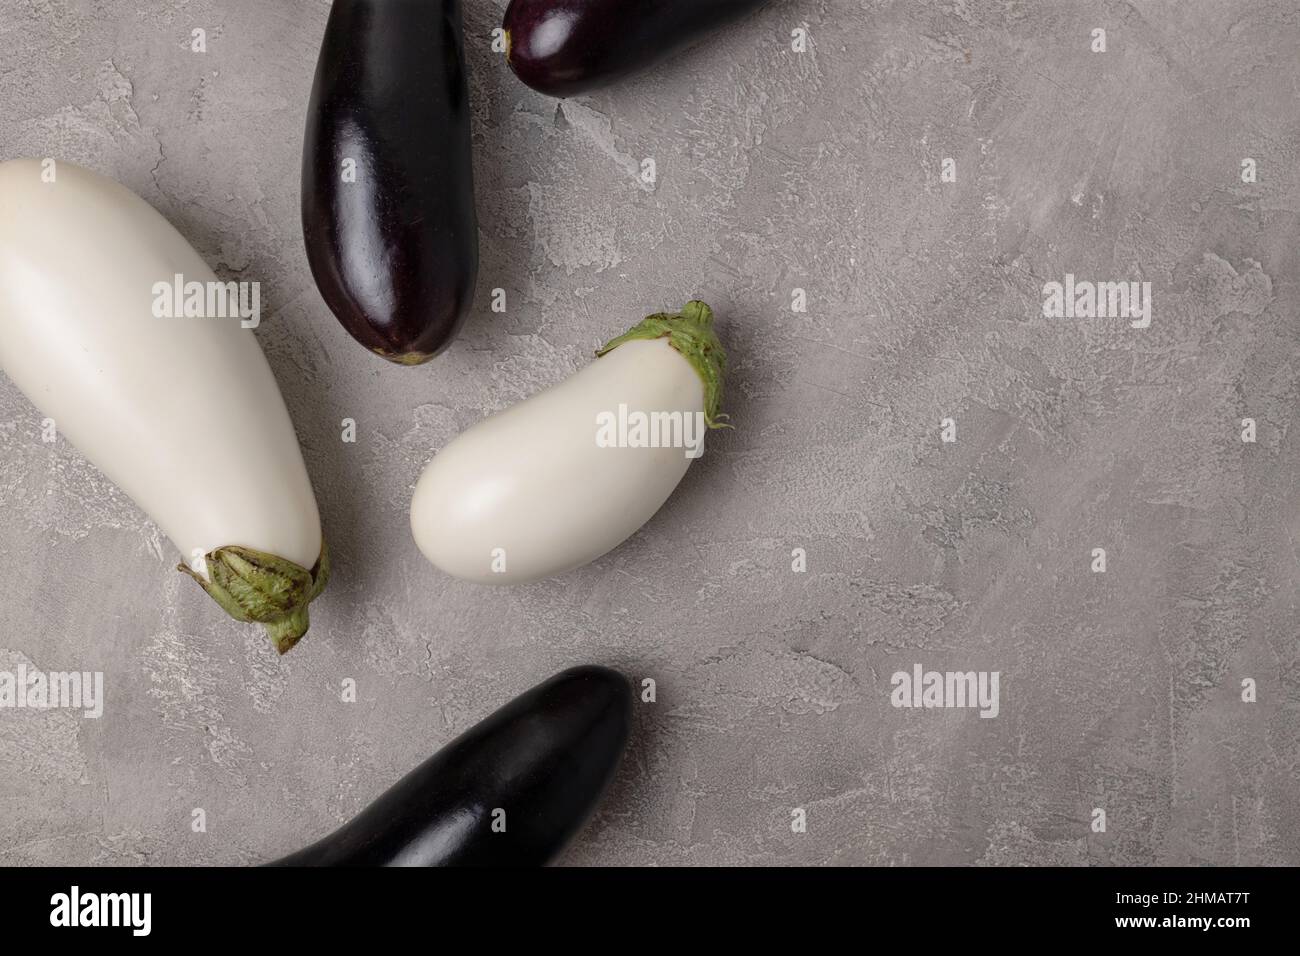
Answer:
0, 159, 327, 652
411, 301, 727, 584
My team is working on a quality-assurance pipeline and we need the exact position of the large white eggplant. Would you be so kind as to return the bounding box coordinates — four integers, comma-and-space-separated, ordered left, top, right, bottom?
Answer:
410, 301, 727, 584
0, 159, 327, 652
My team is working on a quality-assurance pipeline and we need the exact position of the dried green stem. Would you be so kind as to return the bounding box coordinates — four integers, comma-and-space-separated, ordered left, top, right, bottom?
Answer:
178, 538, 329, 654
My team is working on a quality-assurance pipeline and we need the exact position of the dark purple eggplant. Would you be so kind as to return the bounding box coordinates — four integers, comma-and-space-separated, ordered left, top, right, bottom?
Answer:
504, 0, 771, 97
302, 0, 478, 365
271, 666, 632, 866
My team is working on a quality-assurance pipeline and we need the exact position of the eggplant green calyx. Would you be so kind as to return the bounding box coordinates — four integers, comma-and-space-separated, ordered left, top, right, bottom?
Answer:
596, 300, 729, 428
178, 539, 330, 654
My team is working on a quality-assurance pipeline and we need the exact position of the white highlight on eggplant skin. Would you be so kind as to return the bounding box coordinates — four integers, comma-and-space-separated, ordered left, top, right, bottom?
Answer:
530, 12, 578, 59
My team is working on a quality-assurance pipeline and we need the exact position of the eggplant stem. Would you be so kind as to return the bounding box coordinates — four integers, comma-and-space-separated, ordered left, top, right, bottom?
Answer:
596, 300, 729, 428
177, 538, 330, 654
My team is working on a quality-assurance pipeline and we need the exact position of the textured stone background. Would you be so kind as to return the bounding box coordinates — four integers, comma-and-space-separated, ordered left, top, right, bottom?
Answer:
1, 0, 1298, 866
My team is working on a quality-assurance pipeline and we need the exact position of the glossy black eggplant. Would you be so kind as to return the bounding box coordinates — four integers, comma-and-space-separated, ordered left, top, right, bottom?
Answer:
504, 0, 771, 97
272, 666, 632, 866
302, 0, 478, 364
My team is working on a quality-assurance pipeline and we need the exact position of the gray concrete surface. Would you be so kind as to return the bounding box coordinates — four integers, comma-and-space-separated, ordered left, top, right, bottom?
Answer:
1, 0, 1298, 866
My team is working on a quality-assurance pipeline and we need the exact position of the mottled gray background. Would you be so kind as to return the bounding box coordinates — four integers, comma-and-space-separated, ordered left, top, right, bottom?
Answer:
1, 0, 1297, 866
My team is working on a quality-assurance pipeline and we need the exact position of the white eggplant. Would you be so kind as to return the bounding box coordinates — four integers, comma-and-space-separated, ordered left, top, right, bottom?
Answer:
410, 301, 727, 584
0, 159, 327, 652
